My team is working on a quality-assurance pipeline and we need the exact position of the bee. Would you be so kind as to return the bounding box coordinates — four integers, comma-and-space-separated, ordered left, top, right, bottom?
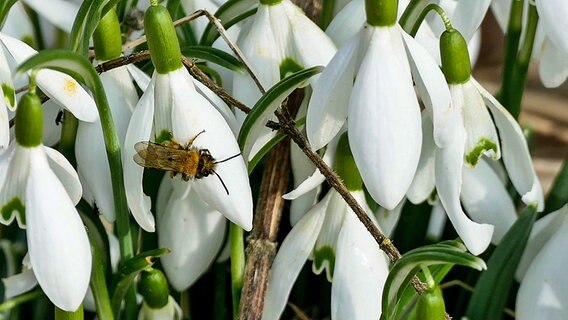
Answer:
133, 131, 239, 195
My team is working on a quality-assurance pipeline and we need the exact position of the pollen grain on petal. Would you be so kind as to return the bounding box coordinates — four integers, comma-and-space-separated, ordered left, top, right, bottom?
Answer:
63, 79, 78, 96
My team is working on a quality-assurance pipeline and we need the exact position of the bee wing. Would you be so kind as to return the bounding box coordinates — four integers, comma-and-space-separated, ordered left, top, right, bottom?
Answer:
133, 141, 188, 173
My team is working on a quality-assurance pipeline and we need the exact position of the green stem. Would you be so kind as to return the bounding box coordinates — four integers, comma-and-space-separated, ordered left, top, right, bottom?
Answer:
420, 264, 435, 289
319, 0, 335, 29
54, 305, 83, 320
229, 223, 245, 319
407, 3, 452, 37
59, 110, 79, 166
504, 4, 538, 119
399, 0, 430, 34
88, 232, 114, 320
498, 0, 524, 118
0, 290, 42, 312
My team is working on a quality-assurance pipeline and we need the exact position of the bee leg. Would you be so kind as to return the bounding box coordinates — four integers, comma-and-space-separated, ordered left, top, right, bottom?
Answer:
186, 130, 206, 148
169, 171, 177, 179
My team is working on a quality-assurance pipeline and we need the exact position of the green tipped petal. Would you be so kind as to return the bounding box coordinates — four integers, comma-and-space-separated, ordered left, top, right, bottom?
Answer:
144, 5, 183, 74
440, 29, 471, 84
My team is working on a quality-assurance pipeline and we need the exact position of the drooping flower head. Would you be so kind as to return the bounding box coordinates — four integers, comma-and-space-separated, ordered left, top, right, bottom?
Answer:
123, 3, 253, 232
0, 78, 91, 311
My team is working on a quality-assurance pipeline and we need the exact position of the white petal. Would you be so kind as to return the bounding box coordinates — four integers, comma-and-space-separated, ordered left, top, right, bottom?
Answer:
21, 0, 79, 33
426, 201, 447, 241
516, 208, 568, 320
332, 211, 389, 320
325, 0, 365, 46
0, 47, 15, 110
538, 39, 568, 88
516, 206, 568, 281
43, 146, 82, 205
194, 79, 240, 135
262, 194, 328, 320
435, 122, 493, 255
536, 0, 568, 55
452, 81, 500, 165
26, 150, 91, 311
348, 26, 421, 210
158, 189, 226, 291
402, 32, 453, 148
0, 98, 9, 151
123, 76, 156, 232
42, 100, 62, 147
284, 0, 336, 69
3, 268, 37, 299
461, 159, 517, 245
306, 34, 359, 151
2, 5, 33, 41
407, 113, 435, 204
375, 199, 404, 238
289, 138, 320, 225
233, 5, 280, 108
0, 146, 31, 228
451, 0, 492, 42
313, 191, 346, 281
169, 69, 253, 231
476, 79, 544, 211
126, 64, 152, 92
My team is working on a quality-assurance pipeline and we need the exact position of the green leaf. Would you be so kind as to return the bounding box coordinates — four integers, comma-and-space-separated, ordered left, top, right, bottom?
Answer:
247, 117, 305, 173
381, 240, 486, 320
544, 156, 568, 214
111, 248, 170, 317
69, 0, 121, 55
199, 0, 258, 46
237, 66, 323, 161
180, 45, 244, 72
464, 206, 537, 320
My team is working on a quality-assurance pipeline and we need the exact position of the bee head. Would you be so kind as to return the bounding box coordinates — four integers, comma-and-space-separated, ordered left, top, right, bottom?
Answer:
196, 149, 216, 178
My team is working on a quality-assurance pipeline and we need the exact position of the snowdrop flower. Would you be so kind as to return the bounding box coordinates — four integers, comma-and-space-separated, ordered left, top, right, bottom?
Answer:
0, 45, 14, 150
408, 28, 543, 254
0, 33, 98, 122
0, 87, 91, 311
307, 0, 451, 210
263, 134, 390, 319
233, 0, 336, 160
515, 205, 568, 320
123, 3, 252, 232
156, 177, 226, 291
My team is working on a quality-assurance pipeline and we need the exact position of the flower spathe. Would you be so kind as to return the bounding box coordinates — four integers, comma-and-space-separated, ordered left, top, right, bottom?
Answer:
0, 141, 91, 312
123, 67, 253, 232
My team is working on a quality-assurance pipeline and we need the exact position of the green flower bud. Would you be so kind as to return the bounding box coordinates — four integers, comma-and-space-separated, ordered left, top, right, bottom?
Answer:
440, 28, 471, 84
416, 285, 446, 320
335, 133, 363, 191
144, 4, 183, 74
15, 92, 43, 147
93, 8, 122, 61
139, 268, 170, 309
365, 0, 397, 27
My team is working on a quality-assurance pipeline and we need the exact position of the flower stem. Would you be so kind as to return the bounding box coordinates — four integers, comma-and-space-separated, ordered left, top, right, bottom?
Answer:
230, 222, 245, 319
399, 0, 429, 32
499, 2, 538, 119
406, 3, 452, 37
54, 305, 83, 320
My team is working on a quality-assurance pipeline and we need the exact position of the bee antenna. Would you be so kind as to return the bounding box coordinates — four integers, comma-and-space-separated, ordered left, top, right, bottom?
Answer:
213, 170, 230, 195
214, 153, 241, 164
